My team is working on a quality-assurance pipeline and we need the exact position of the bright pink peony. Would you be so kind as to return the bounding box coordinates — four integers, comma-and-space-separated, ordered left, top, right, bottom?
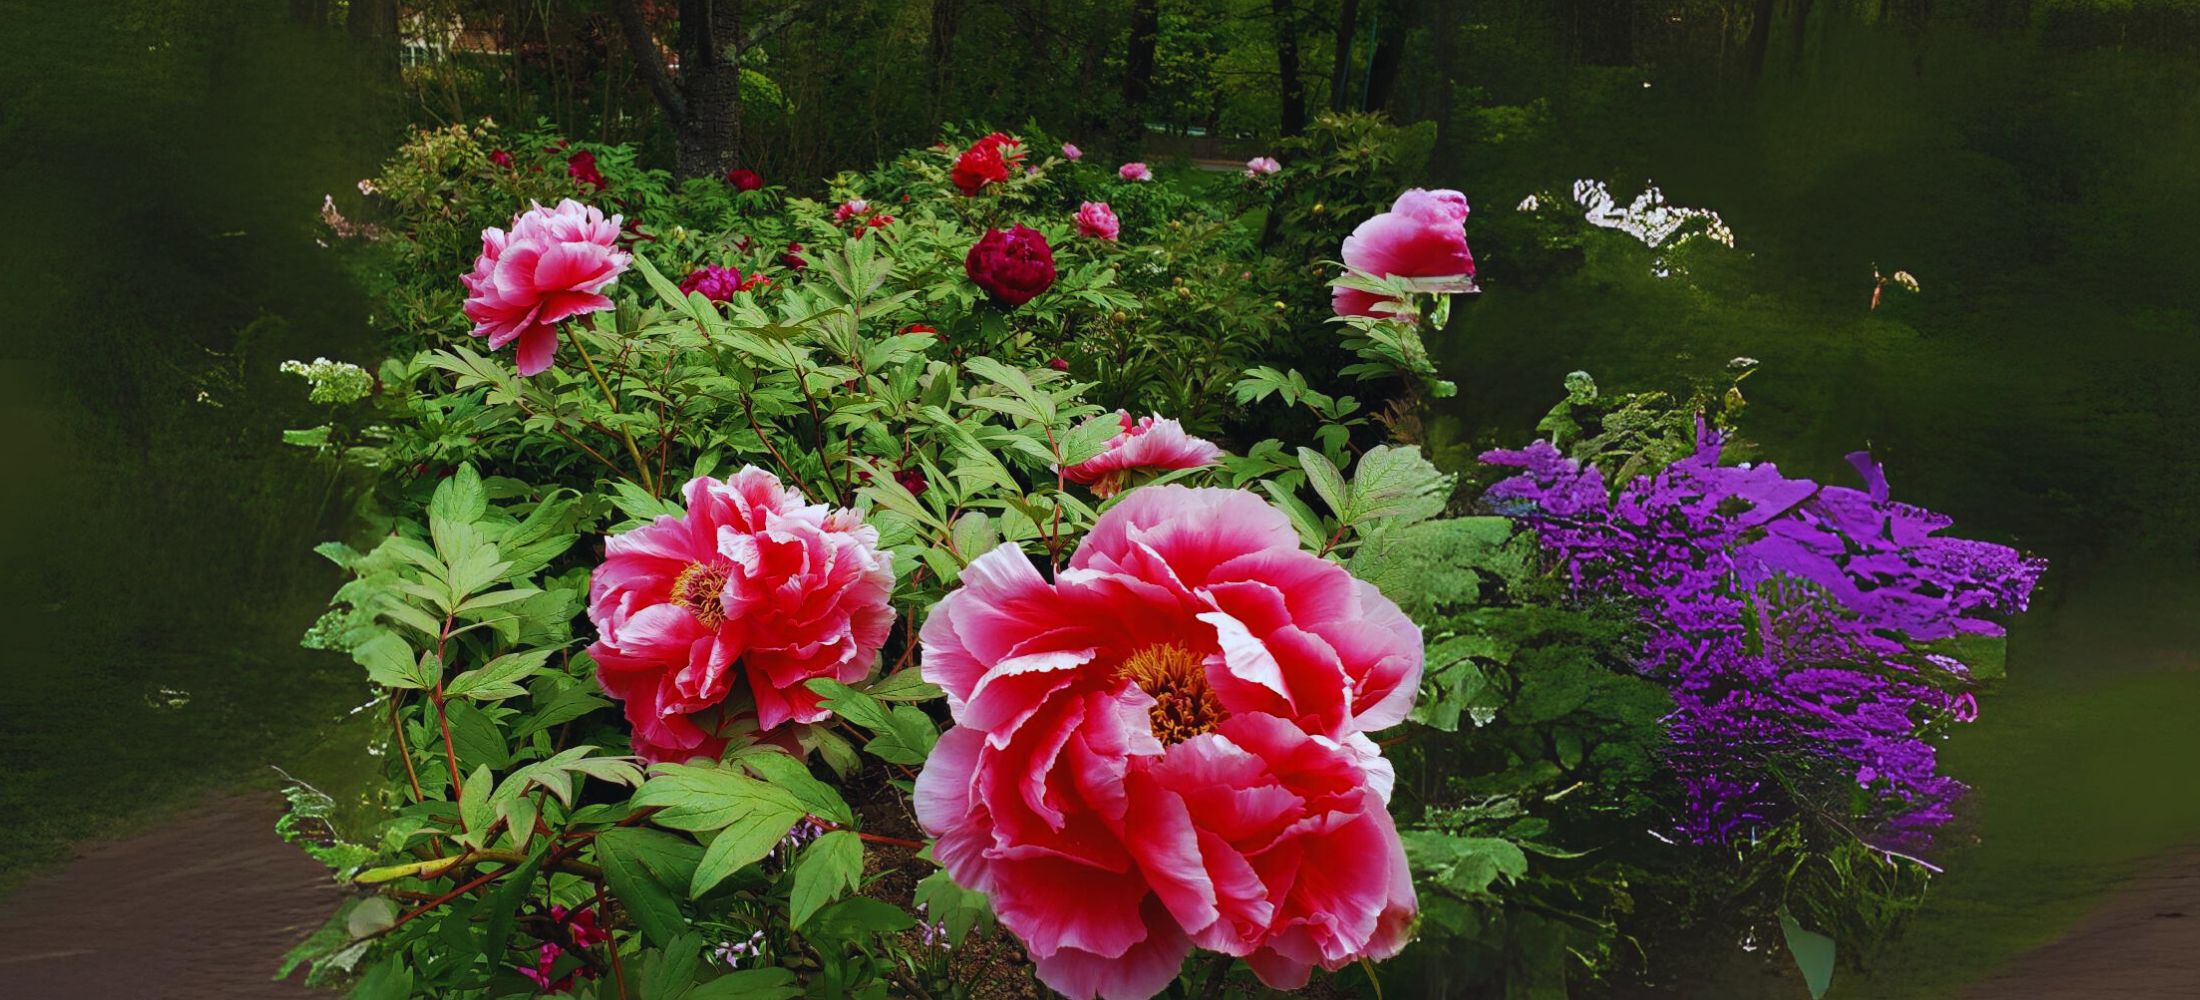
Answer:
914, 487, 1422, 999
1075, 201, 1121, 241
586, 470, 897, 763
460, 199, 632, 376
1332, 188, 1475, 318
1244, 156, 1281, 177
679, 264, 767, 302
1062, 142, 1083, 161
1118, 161, 1153, 182
1061, 412, 1221, 497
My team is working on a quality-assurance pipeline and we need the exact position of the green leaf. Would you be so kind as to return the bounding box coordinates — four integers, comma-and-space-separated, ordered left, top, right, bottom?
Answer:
596, 828, 701, 944
867, 669, 945, 704
639, 932, 705, 1000
349, 958, 413, 1000
687, 968, 803, 1000
428, 463, 488, 525
352, 631, 421, 689
914, 869, 994, 947
789, 830, 863, 928
1780, 911, 1837, 1000
1058, 411, 1127, 466
445, 648, 556, 701
476, 847, 546, 965
736, 750, 853, 825
1297, 447, 1351, 521
345, 896, 399, 938
690, 806, 803, 897
1346, 444, 1450, 524
804, 897, 915, 946
458, 764, 494, 842
634, 762, 808, 832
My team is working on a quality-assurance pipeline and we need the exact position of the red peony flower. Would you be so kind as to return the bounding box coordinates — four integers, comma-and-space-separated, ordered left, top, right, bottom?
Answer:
725, 167, 765, 191
914, 487, 1422, 999
1048, 356, 1070, 371
964, 224, 1056, 307
461, 199, 631, 376
894, 467, 929, 498
832, 198, 870, 223
1061, 412, 1222, 497
566, 150, 607, 191
1332, 188, 1475, 318
779, 241, 807, 271
586, 470, 897, 762
489, 148, 516, 170
951, 132, 1025, 196
678, 264, 766, 303
902, 323, 938, 337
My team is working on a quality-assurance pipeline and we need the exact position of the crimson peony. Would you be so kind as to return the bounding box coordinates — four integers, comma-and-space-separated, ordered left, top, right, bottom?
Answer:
1075, 201, 1121, 241
460, 199, 631, 376
1332, 188, 1475, 318
566, 150, 607, 191
586, 470, 897, 762
915, 487, 1421, 999
1061, 412, 1220, 497
964, 224, 1056, 306
725, 167, 764, 191
951, 132, 1024, 196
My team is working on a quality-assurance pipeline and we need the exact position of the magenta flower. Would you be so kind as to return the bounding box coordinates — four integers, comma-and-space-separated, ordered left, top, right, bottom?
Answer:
1117, 161, 1153, 182
832, 198, 870, 223
585, 470, 897, 762
1244, 156, 1281, 177
518, 905, 608, 993
1332, 188, 1476, 318
1061, 142, 1083, 161
1075, 201, 1121, 241
460, 199, 632, 376
678, 264, 765, 303
914, 487, 1422, 999
1061, 412, 1221, 497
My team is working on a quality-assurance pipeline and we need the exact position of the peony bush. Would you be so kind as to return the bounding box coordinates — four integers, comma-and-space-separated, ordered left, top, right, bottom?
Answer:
277, 114, 2041, 999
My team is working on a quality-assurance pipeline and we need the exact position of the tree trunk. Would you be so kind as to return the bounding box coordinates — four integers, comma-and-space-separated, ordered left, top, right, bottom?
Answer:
1328, 0, 1360, 114
1742, 0, 1777, 82
673, 0, 744, 179
927, 0, 963, 126
1119, 0, 1161, 150
1363, 0, 1410, 113
1272, 0, 1307, 136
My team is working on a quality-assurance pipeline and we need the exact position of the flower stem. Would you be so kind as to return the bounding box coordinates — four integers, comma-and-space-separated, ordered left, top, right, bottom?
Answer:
564, 323, 655, 494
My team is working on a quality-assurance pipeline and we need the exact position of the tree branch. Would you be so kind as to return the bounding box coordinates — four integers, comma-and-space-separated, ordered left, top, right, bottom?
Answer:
609, 0, 685, 124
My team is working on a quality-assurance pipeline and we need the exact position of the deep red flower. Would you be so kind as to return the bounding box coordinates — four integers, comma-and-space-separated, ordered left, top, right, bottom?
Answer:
951, 132, 1024, 196
1048, 356, 1070, 371
488, 148, 515, 169
964, 224, 1056, 307
725, 167, 765, 191
566, 150, 607, 191
902, 323, 939, 337
779, 241, 807, 270
895, 467, 930, 498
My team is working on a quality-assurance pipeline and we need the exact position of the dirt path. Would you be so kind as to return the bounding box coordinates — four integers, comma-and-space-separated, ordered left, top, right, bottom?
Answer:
0, 793, 338, 999
1962, 849, 2200, 999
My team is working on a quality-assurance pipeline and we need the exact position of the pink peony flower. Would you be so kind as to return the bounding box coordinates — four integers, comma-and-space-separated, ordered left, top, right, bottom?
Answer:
1118, 161, 1153, 182
1333, 188, 1475, 318
914, 486, 1422, 999
1075, 201, 1121, 241
586, 470, 897, 762
678, 264, 766, 303
1244, 156, 1281, 177
1061, 412, 1221, 497
833, 198, 870, 223
461, 199, 632, 376
1062, 142, 1083, 161
518, 905, 608, 993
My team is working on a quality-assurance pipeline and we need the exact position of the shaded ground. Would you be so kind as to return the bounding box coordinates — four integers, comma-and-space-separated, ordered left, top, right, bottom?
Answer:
0, 794, 338, 999
1960, 849, 2200, 999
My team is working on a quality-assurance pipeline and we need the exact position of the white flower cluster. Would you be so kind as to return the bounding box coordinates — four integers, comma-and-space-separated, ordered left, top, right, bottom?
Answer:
281, 357, 374, 405
1570, 179, 1736, 250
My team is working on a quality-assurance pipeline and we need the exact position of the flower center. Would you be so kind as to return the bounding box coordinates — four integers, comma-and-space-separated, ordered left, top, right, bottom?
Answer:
1116, 643, 1223, 746
670, 562, 730, 630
